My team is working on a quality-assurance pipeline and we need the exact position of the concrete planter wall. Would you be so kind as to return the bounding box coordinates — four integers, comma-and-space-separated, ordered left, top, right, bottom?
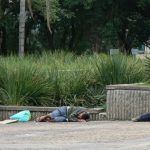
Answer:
0, 106, 106, 121
106, 84, 150, 120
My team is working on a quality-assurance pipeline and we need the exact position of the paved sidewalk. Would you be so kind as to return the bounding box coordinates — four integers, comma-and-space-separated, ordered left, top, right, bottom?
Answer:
0, 121, 150, 150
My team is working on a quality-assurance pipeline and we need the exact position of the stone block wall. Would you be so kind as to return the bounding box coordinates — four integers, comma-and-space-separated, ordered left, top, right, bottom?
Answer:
106, 84, 150, 120
0, 106, 106, 121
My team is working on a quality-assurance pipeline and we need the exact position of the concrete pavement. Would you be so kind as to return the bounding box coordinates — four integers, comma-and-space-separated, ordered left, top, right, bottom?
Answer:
0, 121, 150, 150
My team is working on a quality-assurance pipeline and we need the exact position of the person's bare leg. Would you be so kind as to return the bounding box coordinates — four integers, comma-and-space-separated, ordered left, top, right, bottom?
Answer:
45, 117, 55, 122
36, 114, 52, 122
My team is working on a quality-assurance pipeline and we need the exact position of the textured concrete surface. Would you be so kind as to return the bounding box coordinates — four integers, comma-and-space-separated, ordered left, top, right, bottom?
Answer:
106, 85, 150, 120
0, 121, 150, 150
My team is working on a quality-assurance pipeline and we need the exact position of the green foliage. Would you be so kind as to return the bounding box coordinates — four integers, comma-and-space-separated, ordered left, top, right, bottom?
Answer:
1, 0, 149, 54
63, 0, 94, 9
145, 56, 150, 83
0, 52, 146, 107
94, 54, 144, 85
32, 0, 60, 23
0, 57, 53, 106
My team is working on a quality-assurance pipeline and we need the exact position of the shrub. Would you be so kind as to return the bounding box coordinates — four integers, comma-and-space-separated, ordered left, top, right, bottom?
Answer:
0, 52, 145, 107
145, 56, 150, 83
94, 54, 144, 85
0, 57, 53, 106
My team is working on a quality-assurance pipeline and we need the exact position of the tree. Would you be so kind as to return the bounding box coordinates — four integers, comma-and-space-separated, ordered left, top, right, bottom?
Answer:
0, 0, 149, 54
19, 0, 26, 57
19, 0, 60, 57
5, 0, 60, 56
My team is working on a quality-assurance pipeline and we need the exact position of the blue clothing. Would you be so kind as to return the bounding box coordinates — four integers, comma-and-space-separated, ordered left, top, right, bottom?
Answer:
138, 112, 150, 121
49, 106, 86, 122
50, 106, 67, 122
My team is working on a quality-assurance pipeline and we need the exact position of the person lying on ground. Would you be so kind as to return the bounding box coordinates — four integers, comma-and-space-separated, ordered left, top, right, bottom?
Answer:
132, 112, 150, 122
36, 106, 90, 122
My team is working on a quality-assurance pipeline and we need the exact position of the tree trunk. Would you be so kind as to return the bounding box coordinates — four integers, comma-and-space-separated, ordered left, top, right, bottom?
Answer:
0, 26, 6, 55
19, 0, 26, 57
61, 27, 67, 49
69, 19, 75, 50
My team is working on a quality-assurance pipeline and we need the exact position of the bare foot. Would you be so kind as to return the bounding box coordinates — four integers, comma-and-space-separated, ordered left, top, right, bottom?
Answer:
36, 115, 51, 122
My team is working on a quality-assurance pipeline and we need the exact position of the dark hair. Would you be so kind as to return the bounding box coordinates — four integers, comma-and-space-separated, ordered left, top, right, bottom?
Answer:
81, 112, 90, 120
